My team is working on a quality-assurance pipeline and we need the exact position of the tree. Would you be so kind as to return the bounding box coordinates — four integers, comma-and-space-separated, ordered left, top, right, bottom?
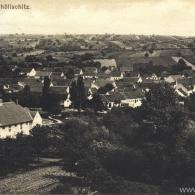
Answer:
98, 83, 114, 94
90, 94, 104, 113
30, 126, 50, 160
69, 76, 86, 113
66, 68, 74, 79
46, 55, 53, 61
41, 76, 51, 111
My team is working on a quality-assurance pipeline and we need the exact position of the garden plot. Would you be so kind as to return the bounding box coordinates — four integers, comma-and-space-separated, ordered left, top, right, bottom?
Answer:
0, 166, 74, 194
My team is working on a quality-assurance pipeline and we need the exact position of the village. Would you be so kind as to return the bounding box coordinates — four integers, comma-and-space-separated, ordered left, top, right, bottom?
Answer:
0, 34, 195, 138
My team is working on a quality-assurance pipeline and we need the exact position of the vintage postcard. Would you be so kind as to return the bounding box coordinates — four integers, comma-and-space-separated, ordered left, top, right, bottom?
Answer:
0, 0, 195, 194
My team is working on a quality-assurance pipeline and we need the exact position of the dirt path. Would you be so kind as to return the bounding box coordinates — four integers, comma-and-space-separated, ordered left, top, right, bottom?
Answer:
0, 166, 74, 194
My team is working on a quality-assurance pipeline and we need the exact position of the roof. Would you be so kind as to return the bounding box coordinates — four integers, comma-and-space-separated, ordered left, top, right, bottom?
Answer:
120, 66, 133, 72
35, 71, 52, 77
0, 102, 33, 127
50, 72, 64, 79
100, 92, 125, 103
50, 86, 68, 96
93, 78, 113, 88
51, 78, 72, 86
19, 78, 43, 93
94, 59, 117, 68
83, 67, 98, 76
122, 90, 144, 99
177, 77, 195, 90
110, 71, 121, 77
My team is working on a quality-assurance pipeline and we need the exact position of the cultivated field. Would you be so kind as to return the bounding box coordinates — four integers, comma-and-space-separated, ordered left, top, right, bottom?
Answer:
0, 165, 74, 194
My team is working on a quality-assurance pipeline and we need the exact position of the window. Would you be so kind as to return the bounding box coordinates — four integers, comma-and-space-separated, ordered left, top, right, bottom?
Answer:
9, 125, 11, 132
20, 124, 23, 130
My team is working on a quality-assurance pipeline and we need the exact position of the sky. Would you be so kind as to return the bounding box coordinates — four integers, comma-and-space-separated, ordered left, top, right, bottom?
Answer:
0, 0, 195, 36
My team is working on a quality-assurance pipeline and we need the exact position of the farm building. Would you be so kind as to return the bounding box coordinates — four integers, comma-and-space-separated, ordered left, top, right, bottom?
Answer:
0, 101, 42, 138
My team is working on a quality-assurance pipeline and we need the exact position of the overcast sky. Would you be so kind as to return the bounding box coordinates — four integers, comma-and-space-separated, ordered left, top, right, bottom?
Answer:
0, 0, 195, 36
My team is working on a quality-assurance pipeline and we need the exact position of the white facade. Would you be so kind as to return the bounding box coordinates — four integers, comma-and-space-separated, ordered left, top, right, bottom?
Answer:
0, 111, 42, 139
0, 122, 32, 138
110, 73, 123, 81
121, 98, 142, 108
28, 68, 36, 77
32, 112, 43, 127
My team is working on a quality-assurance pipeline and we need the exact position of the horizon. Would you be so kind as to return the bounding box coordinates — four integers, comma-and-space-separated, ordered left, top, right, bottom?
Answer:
0, 33, 194, 39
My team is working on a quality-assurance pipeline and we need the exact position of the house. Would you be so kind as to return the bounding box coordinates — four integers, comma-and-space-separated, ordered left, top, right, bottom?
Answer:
164, 75, 184, 84
20, 68, 32, 76
91, 79, 114, 90
82, 67, 98, 79
28, 68, 52, 79
120, 90, 144, 108
100, 92, 124, 109
50, 72, 65, 80
120, 66, 133, 74
175, 78, 195, 97
100, 89, 144, 109
28, 68, 36, 77
34, 71, 52, 80
0, 101, 42, 138
18, 78, 43, 95
110, 71, 123, 81
94, 59, 117, 69
146, 73, 160, 80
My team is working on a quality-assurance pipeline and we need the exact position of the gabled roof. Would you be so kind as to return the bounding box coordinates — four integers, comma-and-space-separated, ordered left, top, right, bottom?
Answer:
0, 102, 33, 127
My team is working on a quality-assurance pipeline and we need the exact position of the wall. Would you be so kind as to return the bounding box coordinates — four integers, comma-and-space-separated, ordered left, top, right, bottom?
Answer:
0, 122, 32, 139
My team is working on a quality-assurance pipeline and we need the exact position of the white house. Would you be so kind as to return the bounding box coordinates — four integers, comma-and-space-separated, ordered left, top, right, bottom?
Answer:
28, 68, 36, 77
0, 101, 42, 138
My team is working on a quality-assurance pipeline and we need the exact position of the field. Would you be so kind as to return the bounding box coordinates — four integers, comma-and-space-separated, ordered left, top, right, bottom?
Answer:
0, 164, 76, 194
0, 166, 65, 194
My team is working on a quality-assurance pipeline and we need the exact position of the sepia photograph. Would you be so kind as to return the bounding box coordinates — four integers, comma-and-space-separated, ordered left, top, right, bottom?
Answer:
1, 0, 195, 194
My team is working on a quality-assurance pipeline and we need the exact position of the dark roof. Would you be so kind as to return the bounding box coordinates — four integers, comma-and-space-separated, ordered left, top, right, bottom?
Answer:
110, 71, 121, 77
122, 90, 144, 99
51, 78, 72, 86
50, 72, 64, 79
83, 67, 98, 76
50, 86, 68, 96
0, 102, 33, 127
100, 92, 125, 102
19, 78, 43, 93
